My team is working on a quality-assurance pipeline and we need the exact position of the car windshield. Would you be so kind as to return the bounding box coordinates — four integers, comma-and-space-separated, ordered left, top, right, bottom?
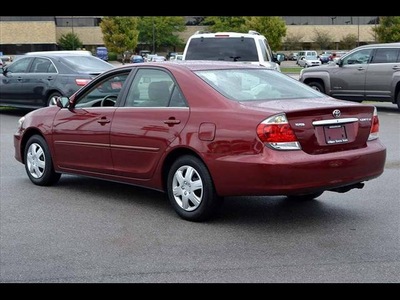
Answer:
305, 55, 318, 60
195, 68, 324, 101
185, 37, 258, 61
60, 55, 114, 72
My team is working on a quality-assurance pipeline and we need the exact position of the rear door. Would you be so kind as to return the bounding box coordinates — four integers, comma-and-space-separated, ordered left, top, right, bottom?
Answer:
364, 47, 400, 101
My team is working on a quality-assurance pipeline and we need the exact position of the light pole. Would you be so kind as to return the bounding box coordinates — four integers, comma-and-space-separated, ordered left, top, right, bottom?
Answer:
357, 16, 360, 47
71, 16, 75, 50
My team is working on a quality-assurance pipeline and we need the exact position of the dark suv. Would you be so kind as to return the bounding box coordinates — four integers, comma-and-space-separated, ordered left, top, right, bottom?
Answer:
299, 42, 400, 110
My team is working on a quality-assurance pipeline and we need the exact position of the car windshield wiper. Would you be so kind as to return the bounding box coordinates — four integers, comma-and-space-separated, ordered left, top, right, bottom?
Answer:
230, 56, 241, 61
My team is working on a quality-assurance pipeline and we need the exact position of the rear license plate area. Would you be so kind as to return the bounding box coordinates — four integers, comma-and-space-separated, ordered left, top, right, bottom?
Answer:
324, 125, 348, 144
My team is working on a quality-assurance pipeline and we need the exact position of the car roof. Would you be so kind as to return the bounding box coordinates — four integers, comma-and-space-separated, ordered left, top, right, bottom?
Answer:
189, 31, 265, 39
25, 50, 93, 56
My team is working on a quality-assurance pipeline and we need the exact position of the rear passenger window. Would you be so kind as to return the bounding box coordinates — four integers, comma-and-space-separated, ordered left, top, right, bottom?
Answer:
371, 48, 400, 64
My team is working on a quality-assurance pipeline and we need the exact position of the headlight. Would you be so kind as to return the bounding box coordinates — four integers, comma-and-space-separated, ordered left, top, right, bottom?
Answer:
17, 116, 25, 130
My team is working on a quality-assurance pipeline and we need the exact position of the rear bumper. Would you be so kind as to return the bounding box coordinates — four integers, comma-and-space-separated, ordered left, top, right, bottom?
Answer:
209, 140, 386, 196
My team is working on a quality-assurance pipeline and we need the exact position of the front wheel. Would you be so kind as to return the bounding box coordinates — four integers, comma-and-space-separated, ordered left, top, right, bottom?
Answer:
307, 81, 325, 94
396, 92, 400, 111
167, 155, 223, 222
24, 135, 61, 186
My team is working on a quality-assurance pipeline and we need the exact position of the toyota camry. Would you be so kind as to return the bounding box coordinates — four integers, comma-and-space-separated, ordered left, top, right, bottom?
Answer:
13, 61, 387, 222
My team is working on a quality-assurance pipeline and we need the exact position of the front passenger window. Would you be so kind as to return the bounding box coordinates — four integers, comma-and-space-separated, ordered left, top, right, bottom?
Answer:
343, 49, 372, 65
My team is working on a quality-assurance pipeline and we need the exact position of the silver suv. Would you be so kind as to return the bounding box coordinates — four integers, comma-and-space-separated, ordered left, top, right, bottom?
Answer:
182, 30, 281, 71
299, 42, 400, 110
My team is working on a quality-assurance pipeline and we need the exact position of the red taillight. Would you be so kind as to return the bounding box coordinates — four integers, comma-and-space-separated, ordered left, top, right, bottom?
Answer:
75, 78, 92, 86
257, 114, 301, 150
368, 107, 379, 140
257, 123, 297, 143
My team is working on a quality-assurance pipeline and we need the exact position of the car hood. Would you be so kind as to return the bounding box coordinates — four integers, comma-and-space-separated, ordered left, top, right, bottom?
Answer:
303, 63, 338, 72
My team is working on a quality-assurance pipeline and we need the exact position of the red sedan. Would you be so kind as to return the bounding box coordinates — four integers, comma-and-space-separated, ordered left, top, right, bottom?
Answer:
13, 61, 386, 222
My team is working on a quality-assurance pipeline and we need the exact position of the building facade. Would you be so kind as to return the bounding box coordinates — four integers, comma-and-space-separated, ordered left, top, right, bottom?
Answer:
0, 16, 381, 55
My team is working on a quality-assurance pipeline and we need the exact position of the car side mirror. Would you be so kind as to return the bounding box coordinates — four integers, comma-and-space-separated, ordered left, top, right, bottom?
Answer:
57, 96, 70, 108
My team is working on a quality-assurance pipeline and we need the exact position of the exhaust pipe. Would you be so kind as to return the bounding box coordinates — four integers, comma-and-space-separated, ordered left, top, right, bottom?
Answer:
329, 182, 365, 193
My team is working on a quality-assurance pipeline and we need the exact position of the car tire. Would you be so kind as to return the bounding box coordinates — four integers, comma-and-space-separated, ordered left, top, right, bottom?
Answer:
396, 92, 400, 111
308, 81, 325, 94
286, 191, 324, 201
24, 135, 61, 186
167, 155, 223, 222
47, 92, 62, 106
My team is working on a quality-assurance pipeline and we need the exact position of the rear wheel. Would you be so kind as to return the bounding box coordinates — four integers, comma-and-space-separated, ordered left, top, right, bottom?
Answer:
167, 155, 223, 222
286, 191, 324, 201
307, 81, 325, 94
24, 135, 61, 186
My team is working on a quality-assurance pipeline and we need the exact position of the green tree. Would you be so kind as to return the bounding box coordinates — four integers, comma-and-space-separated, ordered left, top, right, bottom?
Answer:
243, 17, 287, 51
99, 16, 139, 55
58, 32, 82, 50
339, 34, 358, 50
138, 17, 186, 53
284, 33, 304, 50
202, 16, 287, 51
312, 29, 334, 50
372, 16, 400, 43
203, 16, 246, 32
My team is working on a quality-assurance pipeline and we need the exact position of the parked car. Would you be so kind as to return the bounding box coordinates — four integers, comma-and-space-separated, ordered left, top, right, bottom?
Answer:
13, 61, 386, 222
182, 30, 281, 71
319, 51, 332, 64
296, 50, 318, 65
299, 42, 400, 110
130, 55, 145, 63
0, 52, 114, 109
297, 55, 322, 68
144, 54, 158, 62
288, 52, 298, 61
169, 54, 183, 61
150, 55, 166, 62
0, 55, 13, 66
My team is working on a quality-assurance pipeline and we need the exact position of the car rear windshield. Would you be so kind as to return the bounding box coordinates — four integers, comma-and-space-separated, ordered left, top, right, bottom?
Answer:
61, 56, 113, 73
185, 37, 259, 62
195, 69, 324, 101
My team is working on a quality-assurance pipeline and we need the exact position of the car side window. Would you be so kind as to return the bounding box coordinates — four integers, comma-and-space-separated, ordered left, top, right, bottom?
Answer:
370, 48, 400, 64
342, 49, 373, 65
31, 58, 53, 73
125, 69, 186, 107
6, 57, 32, 73
75, 72, 130, 108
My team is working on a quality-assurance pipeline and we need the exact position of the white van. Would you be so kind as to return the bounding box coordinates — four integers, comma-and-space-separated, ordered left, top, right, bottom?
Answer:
182, 30, 281, 71
296, 50, 318, 64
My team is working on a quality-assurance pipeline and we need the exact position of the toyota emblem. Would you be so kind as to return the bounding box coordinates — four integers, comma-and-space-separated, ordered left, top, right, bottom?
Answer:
332, 109, 341, 118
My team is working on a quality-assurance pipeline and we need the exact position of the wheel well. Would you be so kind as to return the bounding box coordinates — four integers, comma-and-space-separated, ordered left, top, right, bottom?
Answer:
19, 129, 45, 164
161, 148, 206, 192
45, 90, 63, 105
303, 77, 324, 87
394, 82, 400, 104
